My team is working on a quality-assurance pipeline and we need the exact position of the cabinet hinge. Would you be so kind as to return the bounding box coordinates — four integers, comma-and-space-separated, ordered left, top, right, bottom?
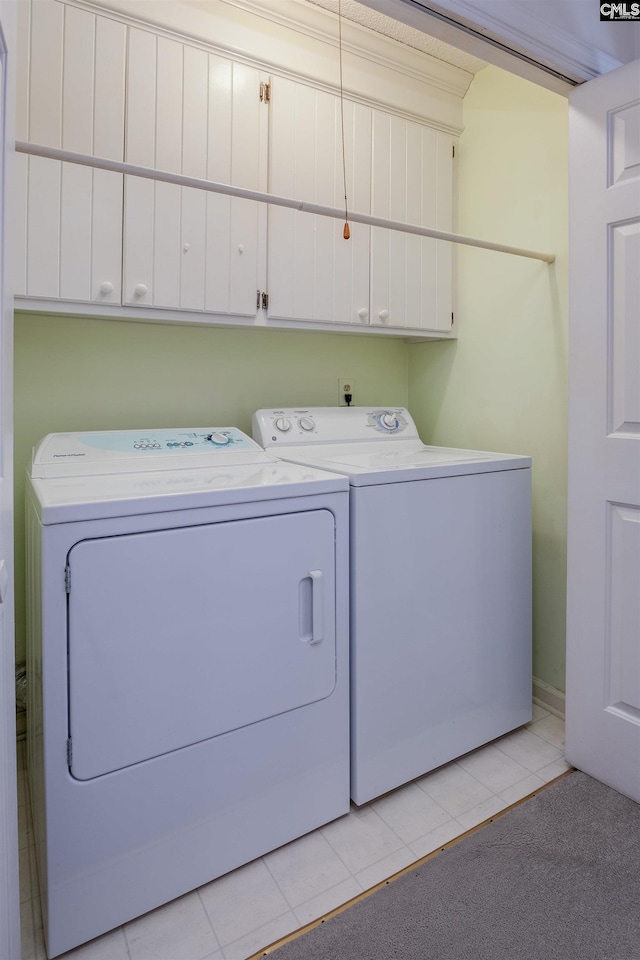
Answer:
262, 292, 269, 310
66, 738, 72, 766
260, 81, 271, 103
64, 565, 71, 594
256, 289, 261, 310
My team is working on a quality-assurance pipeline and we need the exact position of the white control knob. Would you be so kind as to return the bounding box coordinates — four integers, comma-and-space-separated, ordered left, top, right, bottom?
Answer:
358, 308, 369, 322
378, 309, 389, 323
207, 432, 230, 445
381, 413, 398, 430
99, 281, 114, 295
134, 283, 148, 298
275, 417, 292, 432
299, 417, 315, 432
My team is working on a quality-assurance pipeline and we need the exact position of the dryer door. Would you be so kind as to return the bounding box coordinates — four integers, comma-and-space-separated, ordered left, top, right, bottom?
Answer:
67, 509, 336, 780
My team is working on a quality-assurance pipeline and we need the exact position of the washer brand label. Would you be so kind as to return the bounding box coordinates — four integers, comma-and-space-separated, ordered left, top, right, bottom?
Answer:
600, 2, 640, 18
52, 452, 86, 457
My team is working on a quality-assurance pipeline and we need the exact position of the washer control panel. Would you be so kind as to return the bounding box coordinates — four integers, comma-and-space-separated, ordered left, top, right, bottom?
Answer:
253, 407, 418, 446
31, 428, 270, 478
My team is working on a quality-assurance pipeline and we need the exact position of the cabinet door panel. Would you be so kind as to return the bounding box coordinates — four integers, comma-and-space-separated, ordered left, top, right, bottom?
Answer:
435, 134, 455, 329
123, 177, 154, 306
94, 16, 126, 161
123, 40, 260, 315
181, 188, 207, 312
153, 182, 182, 308
62, 5, 94, 153
205, 58, 260, 316
60, 164, 92, 301
92, 171, 123, 304
183, 46, 209, 179
26, 157, 61, 297
371, 110, 454, 332
267, 76, 371, 325
126, 27, 157, 167
28, 0, 63, 146
19, 2, 124, 302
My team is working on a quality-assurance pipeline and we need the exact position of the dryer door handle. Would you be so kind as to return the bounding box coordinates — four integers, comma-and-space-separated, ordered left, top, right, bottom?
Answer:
300, 569, 324, 645
309, 569, 324, 645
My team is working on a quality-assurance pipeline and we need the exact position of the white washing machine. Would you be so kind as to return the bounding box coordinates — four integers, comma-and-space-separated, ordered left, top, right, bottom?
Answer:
253, 407, 532, 806
26, 426, 350, 958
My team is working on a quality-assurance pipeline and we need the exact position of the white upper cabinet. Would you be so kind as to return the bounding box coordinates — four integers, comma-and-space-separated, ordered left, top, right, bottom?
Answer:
15, 0, 465, 338
16, 2, 125, 303
370, 112, 455, 333
267, 77, 455, 333
123, 30, 262, 316
267, 75, 372, 327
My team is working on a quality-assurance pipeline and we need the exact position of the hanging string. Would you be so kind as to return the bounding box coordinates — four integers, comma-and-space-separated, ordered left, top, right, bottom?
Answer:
338, 0, 350, 240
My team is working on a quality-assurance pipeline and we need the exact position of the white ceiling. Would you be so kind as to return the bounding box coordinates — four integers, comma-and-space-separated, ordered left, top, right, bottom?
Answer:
306, 0, 486, 73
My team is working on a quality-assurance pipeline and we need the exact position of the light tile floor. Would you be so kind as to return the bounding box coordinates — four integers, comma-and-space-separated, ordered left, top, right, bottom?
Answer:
19, 704, 568, 960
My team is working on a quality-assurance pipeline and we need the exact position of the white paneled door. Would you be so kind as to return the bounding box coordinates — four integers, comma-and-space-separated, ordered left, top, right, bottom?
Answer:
565, 60, 640, 802
0, 0, 19, 956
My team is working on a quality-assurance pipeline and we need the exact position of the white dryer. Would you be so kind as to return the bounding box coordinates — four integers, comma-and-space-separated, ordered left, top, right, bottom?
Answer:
26, 426, 350, 958
253, 407, 532, 806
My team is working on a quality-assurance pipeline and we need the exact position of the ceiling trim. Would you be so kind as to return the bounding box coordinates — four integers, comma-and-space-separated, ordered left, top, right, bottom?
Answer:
410, 0, 624, 80
358, 0, 630, 93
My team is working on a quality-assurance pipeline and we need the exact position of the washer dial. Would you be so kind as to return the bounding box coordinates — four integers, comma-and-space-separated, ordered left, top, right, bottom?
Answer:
206, 432, 231, 445
368, 410, 408, 434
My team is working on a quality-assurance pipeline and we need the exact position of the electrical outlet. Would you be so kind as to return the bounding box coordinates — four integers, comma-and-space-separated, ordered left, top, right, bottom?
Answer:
338, 378, 355, 406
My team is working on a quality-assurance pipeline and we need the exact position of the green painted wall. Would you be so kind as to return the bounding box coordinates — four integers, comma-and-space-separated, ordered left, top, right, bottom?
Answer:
14, 313, 408, 660
409, 66, 569, 693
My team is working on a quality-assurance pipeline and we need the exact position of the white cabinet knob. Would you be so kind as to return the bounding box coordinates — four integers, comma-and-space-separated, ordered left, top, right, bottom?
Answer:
378, 309, 389, 322
134, 283, 148, 298
99, 281, 114, 295
238, 244, 244, 254
358, 308, 369, 322
183, 243, 191, 252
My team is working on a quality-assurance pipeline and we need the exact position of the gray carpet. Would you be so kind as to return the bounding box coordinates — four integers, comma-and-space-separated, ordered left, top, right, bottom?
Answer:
272, 772, 640, 960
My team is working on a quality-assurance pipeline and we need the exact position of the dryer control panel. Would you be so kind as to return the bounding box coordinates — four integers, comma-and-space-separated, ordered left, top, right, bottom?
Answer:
253, 407, 418, 447
31, 428, 272, 478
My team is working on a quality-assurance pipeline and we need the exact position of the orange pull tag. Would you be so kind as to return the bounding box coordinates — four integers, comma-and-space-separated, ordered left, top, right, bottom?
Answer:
343, 222, 351, 240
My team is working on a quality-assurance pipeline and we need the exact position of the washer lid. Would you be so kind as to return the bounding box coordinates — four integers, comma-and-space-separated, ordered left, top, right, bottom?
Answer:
269, 441, 530, 485
31, 427, 271, 478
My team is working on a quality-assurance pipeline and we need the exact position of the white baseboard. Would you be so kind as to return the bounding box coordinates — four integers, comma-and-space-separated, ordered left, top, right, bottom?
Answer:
533, 677, 565, 719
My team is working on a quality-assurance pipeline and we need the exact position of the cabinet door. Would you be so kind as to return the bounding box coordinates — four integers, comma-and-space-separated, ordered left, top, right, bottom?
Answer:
16, 1, 124, 303
267, 76, 371, 326
370, 111, 454, 332
123, 30, 261, 316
